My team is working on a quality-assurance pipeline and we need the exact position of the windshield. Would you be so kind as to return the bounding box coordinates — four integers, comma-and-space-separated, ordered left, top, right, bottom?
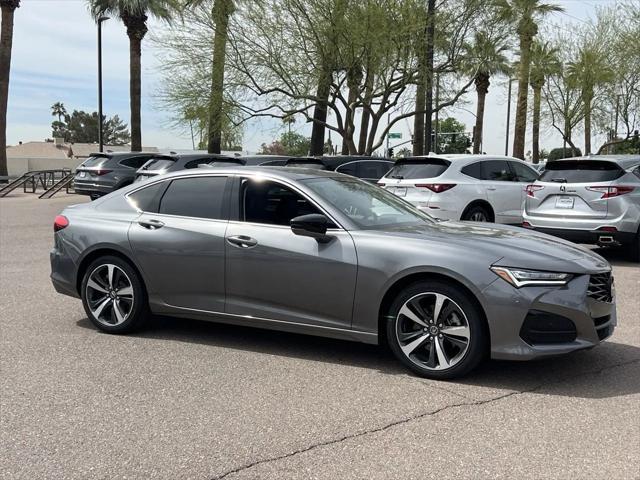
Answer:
81, 156, 109, 168
300, 177, 435, 229
540, 160, 623, 183
385, 159, 450, 179
142, 158, 175, 171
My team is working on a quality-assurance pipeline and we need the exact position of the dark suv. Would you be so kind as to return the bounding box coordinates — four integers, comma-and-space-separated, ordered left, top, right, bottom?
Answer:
74, 152, 155, 199
135, 153, 234, 182
284, 155, 394, 182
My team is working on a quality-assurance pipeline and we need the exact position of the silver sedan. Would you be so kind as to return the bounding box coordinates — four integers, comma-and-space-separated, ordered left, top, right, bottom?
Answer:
51, 167, 616, 379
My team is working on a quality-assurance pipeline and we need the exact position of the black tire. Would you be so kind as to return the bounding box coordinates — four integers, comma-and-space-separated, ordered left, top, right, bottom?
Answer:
80, 255, 149, 334
386, 280, 487, 379
461, 204, 492, 222
627, 230, 640, 263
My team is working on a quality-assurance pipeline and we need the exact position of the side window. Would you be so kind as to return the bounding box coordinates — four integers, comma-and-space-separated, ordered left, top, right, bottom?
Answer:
633, 166, 640, 179
242, 179, 322, 226
481, 160, 516, 181
510, 162, 539, 182
128, 181, 166, 212
120, 156, 150, 169
356, 161, 393, 181
336, 162, 358, 177
158, 176, 227, 220
184, 158, 210, 169
461, 162, 482, 179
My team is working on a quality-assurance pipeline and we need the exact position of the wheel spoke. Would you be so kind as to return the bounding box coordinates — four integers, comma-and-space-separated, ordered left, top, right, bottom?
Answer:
401, 333, 430, 356
91, 296, 111, 319
87, 278, 108, 294
107, 264, 115, 289
441, 325, 470, 340
434, 336, 451, 369
399, 304, 428, 328
399, 330, 424, 343
117, 285, 133, 297
113, 299, 126, 324
432, 294, 446, 324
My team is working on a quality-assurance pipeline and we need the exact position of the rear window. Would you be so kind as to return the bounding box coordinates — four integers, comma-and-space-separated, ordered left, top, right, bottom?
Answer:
540, 160, 624, 183
286, 161, 328, 170
81, 155, 109, 168
385, 159, 450, 179
141, 158, 176, 171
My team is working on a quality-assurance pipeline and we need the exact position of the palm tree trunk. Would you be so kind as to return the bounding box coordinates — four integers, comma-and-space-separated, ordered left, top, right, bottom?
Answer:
124, 15, 147, 152
473, 74, 489, 155
423, 0, 436, 154
310, 68, 331, 156
512, 34, 532, 160
532, 86, 541, 164
208, 0, 234, 154
584, 96, 592, 155
0, 4, 17, 179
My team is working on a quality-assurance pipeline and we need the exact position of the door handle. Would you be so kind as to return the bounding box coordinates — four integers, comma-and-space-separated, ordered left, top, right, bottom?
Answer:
487, 187, 497, 191
227, 235, 258, 249
138, 218, 165, 230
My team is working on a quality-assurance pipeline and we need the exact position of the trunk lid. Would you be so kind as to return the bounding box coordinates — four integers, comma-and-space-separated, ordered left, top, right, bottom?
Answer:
379, 157, 451, 202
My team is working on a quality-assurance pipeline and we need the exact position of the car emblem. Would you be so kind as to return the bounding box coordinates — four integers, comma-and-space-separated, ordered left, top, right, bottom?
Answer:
560, 185, 566, 192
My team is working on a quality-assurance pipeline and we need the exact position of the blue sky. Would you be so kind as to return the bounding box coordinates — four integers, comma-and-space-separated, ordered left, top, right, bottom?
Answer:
6, 0, 610, 154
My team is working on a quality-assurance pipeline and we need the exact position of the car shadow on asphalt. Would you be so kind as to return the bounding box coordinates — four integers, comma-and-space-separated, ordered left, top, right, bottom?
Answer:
76, 315, 640, 400
589, 245, 637, 267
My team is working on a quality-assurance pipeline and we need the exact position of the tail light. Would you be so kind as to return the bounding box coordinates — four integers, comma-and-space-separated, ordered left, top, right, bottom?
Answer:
93, 169, 113, 176
377, 182, 386, 187
525, 184, 544, 197
586, 186, 634, 199
522, 221, 532, 228
415, 183, 456, 193
54, 215, 69, 232
597, 226, 618, 233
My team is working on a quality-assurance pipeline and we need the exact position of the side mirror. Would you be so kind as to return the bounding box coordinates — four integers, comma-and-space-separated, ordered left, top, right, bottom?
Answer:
290, 214, 333, 243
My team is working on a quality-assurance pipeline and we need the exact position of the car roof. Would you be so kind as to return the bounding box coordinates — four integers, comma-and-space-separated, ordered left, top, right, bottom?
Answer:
145, 165, 344, 182
89, 151, 156, 159
287, 155, 392, 170
398, 154, 522, 163
150, 153, 234, 161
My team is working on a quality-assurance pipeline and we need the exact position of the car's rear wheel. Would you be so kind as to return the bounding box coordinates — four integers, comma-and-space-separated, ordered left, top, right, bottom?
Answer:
81, 256, 149, 333
386, 281, 487, 379
462, 204, 491, 222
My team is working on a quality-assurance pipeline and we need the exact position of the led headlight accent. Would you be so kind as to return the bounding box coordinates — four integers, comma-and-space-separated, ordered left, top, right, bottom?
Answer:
491, 266, 571, 287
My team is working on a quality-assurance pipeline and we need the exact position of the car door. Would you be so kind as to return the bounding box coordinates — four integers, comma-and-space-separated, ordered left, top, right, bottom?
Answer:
224, 176, 358, 330
508, 161, 540, 223
128, 174, 230, 312
480, 159, 523, 224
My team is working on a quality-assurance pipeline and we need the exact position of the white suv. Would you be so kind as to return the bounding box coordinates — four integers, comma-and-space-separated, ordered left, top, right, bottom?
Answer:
379, 155, 539, 224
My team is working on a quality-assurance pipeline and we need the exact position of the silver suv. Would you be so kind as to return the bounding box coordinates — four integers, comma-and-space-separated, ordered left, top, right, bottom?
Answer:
523, 155, 640, 261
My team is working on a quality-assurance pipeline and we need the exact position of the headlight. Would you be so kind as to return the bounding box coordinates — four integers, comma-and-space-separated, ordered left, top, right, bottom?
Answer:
490, 266, 572, 288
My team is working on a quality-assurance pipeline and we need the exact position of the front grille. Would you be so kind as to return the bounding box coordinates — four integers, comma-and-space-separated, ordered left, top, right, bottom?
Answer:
520, 310, 577, 345
587, 272, 613, 303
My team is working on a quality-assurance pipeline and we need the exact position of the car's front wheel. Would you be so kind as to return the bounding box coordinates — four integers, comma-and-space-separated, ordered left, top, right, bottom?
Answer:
386, 281, 487, 379
81, 256, 149, 333
462, 204, 491, 222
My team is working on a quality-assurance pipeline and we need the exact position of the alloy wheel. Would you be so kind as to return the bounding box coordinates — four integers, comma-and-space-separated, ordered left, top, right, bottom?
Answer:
470, 211, 488, 222
395, 292, 471, 371
85, 264, 134, 326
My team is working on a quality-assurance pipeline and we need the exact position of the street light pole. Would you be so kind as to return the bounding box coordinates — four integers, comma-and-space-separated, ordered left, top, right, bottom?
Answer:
97, 16, 109, 152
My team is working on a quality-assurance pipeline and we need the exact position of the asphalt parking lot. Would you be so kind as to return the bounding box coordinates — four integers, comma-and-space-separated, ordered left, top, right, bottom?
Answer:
1, 193, 639, 479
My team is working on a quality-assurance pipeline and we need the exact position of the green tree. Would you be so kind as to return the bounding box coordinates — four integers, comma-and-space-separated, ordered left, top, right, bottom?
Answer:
0, 0, 20, 179
462, 30, 511, 154
567, 45, 614, 154
529, 41, 560, 163
495, 0, 563, 159
88, 0, 177, 151
52, 109, 131, 145
51, 102, 68, 124
259, 132, 310, 156
435, 117, 471, 154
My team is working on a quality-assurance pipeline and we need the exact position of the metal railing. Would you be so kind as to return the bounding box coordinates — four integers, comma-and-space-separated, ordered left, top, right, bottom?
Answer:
0, 169, 72, 198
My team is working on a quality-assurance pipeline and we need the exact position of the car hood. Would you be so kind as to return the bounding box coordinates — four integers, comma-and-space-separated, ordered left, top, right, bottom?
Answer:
367, 221, 610, 274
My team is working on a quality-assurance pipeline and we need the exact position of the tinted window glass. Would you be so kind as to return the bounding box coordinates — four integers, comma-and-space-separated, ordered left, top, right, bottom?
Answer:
159, 176, 227, 219
356, 161, 393, 180
385, 159, 450, 179
242, 180, 321, 226
335, 162, 358, 176
540, 160, 624, 183
301, 177, 436, 229
634, 167, 640, 179
207, 161, 245, 167
184, 158, 211, 169
141, 158, 175, 171
510, 162, 539, 182
286, 161, 328, 170
481, 160, 516, 181
128, 181, 166, 212
461, 162, 482, 179
120, 156, 150, 169
81, 156, 109, 168
260, 160, 287, 166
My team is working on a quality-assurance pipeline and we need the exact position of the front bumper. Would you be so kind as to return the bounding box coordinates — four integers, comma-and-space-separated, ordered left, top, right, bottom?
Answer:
483, 272, 616, 361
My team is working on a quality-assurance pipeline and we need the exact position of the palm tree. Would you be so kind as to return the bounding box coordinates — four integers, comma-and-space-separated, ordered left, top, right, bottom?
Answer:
88, 0, 176, 152
567, 46, 615, 155
51, 102, 68, 123
463, 31, 511, 154
529, 41, 559, 163
495, 0, 563, 159
0, 0, 20, 180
